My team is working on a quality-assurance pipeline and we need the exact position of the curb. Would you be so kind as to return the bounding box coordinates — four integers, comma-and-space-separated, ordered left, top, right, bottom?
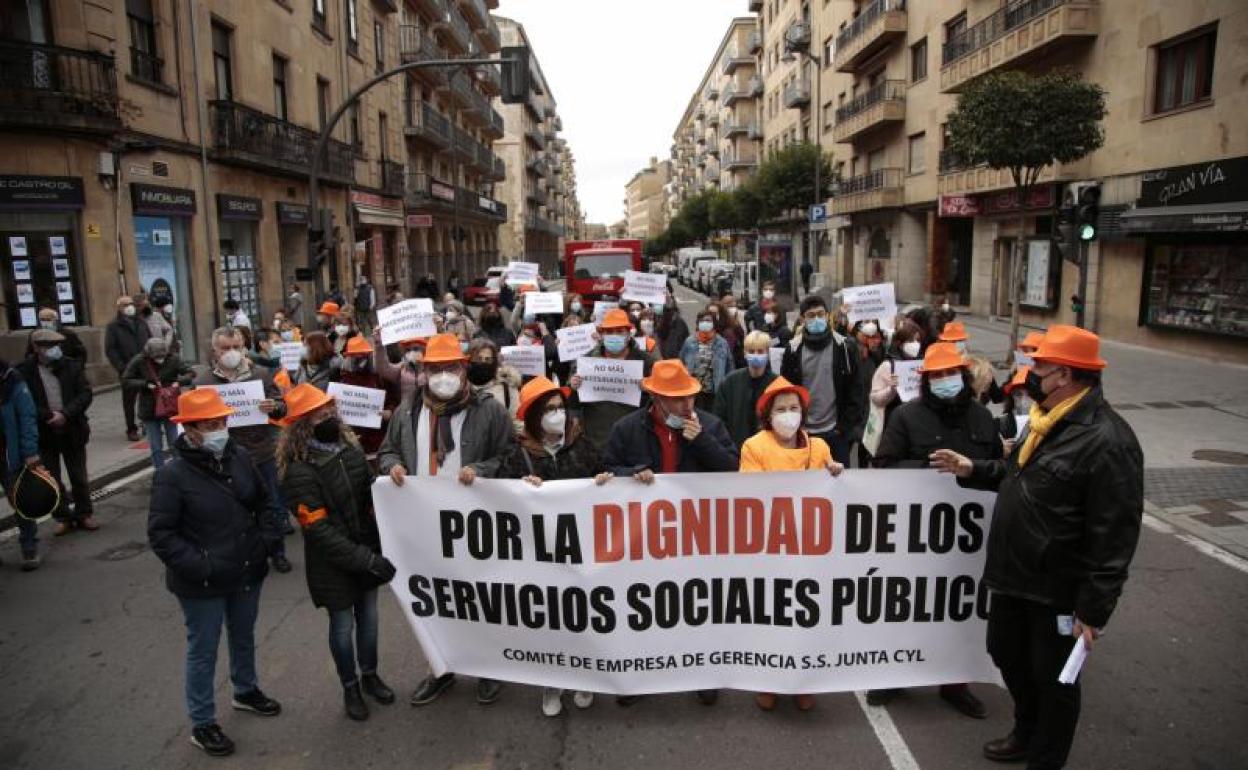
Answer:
0, 455, 151, 535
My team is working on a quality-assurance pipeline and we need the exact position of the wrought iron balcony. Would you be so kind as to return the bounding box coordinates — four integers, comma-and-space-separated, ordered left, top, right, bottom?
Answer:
434, 5, 474, 53
476, 14, 501, 53
938, 148, 968, 173
723, 150, 758, 170
705, 84, 719, 101
724, 121, 756, 138
380, 159, 406, 197
722, 45, 752, 75
941, 0, 1099, 92
208, 100, 353, 184
525, 124, 545, 148
834, 0, 907, 73
0, 40, 121, 134
721, 83, 740, 105
406, 171, 454, 208
404, 100, 451, 148
783, 80, 811, 108
833, 79, 905, 143
831, 168, 904, 214
398, 26, 446, 87
457, 0, 489, 26
475, 62, 501, 95
746, 31, 762, 55
747, 75, 763, 96
452, 125, 475, 161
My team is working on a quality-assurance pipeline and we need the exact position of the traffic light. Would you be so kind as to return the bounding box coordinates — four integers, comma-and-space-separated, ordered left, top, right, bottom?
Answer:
1076, 182, 1101, 242
500, 46, 531, 104
1054, 187, 1078, 264
308, 208, 336, 268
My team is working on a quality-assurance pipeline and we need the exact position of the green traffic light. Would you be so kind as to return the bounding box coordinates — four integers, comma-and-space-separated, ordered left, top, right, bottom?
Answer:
1079, 224, 1096, 241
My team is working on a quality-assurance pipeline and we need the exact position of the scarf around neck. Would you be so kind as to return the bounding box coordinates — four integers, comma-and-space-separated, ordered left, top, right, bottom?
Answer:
421, 385, 472, 465
1018, 388, 1089, 467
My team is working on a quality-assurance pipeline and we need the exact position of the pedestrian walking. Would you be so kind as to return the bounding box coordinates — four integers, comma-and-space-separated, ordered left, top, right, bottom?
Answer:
354, 275, 376, 333
105, 295, 151, 441
19, 329, 97, 534
680, 309, 731, 411
799, 261, 814, 295
601, 358, 738, 708
501, 377, 609, 717
931, 325, 1144, 770
193, 326, 293, 573
1, 359, 45, 570
712, 331, 777, 448
740, 375, 843, 711
277, 384, 398, 721
378, 333, 516, 707
148, 389, 284, 757
122, 338, 193, 469
287, 281, 305, 326
294, 331, 342, 392
780, 295, 863, 464
568, 309, 655, 450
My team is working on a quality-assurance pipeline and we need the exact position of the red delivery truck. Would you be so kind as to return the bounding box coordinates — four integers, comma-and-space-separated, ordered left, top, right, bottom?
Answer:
563, 239, 643, 301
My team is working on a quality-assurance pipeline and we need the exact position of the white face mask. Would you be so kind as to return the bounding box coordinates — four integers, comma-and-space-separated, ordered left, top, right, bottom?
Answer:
218, 349, 244, 370
122, 305, 136, 317
39, 319, 57, 330
404, 350, 422, 365
428, 371, 462, 400
163, 305, 174, 316
763, 312, 776, 325
541, 408, 567, 436
901, 341, 921, 358
772, 411, 802, 439
334, 324, 349, 336
446, 309, 460, 322
860, 322, 879, 336
763, 290, 775, 299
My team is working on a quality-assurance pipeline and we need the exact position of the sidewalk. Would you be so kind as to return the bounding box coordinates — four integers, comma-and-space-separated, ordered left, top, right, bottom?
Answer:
0, 385, 154, 530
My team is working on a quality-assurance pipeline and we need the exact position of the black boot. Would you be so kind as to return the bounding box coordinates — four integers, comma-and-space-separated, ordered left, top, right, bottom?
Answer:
983, 731, 1028, 763
362, 673, 395, 705
344, 682, 370, 721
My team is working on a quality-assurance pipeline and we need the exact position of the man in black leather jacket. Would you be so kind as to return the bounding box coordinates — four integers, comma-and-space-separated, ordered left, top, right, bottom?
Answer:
932, 325, 1143, 770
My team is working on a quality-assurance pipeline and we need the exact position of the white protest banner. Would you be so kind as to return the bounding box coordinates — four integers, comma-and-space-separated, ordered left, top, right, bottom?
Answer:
274, 342, 303, 372
199, 380, 267, 427
769, 347, 785, 375
576, 356, 643, 406
592, 301, 615, 322
842, 283, 898, 330
556, 323, 597, 362
377, 298, 436, 345
893, 359, 923, 402
526, 291, 564, 316
502, 345, 546, 378
373, 469, 1000, 695
504, 261, 540, 286
621, 270, 667, 304
327, 382, 386, 429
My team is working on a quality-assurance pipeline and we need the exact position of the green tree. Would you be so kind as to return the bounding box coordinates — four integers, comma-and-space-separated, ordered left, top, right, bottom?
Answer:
945, 69, 1106, 351
753, 142, 831, 221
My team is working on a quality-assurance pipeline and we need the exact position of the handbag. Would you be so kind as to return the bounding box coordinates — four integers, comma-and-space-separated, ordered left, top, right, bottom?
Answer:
149, 361, 181, 419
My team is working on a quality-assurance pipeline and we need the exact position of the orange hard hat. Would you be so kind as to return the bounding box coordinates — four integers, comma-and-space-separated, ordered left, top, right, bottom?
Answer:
317, 301, 340, 316
345, 336, 374, 356
641, 359, 701, 398
399, 336, 428, 349
755, 376, 810, 418
516, 376, 570, 420
1031, 324, 1106, 370
170, 388, 235, 424
273, 368, 292, 394
917, 342, 967, 374
1019, 331, 1045, 351
938, 320, 968, 342
598, 308, 631, 330
422, 332, 468, 364
273, 383, 333, 427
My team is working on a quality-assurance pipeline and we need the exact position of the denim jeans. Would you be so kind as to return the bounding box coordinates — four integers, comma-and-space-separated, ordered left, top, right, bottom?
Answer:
16, 516, 37, 556
327, 589, 379, 688
177, 585, 263, 727
254, 458, 287, 558
144, 419, 179, 469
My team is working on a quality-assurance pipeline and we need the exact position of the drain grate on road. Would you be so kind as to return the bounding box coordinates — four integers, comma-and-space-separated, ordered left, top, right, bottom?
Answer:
96, 541, 148, 561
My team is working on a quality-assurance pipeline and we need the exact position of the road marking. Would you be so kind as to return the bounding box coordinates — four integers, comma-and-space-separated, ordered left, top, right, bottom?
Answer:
854, 691, 921, 770
1144, 513, 1248, 575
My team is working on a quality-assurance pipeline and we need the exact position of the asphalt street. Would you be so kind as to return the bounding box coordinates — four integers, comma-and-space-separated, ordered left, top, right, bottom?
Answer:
2, 285, 1246, 769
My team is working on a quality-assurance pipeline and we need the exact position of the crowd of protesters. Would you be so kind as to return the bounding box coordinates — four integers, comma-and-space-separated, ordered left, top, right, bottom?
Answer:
0, 267, 1142, 770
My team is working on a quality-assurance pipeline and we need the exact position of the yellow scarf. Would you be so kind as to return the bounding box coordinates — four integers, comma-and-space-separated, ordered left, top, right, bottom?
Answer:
1018, 388, 1090, 467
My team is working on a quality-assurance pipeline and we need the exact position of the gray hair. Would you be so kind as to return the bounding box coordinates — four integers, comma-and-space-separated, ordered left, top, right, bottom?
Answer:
144, 338, 169, 357
210, 326, 243, 347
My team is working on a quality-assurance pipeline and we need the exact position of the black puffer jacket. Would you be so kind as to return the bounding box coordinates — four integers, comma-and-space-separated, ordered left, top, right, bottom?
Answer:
148, 437, 280, 598
602, 406, 739, 477
959, 387, 1144, 628
873, 378, 1003, 468
281, 443, 383, 610
501, 422, 603, 481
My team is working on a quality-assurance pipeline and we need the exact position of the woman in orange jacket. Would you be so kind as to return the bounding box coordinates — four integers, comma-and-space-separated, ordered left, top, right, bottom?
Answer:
740, 376, 843, 712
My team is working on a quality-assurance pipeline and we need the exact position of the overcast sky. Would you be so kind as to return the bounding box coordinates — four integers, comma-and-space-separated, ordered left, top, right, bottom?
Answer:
496, 0, 745, 226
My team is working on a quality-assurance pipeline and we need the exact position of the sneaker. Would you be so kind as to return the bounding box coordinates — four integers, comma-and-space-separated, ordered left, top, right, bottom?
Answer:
409, 673, 456, 706
475, 678, 502, 705
361, 673, 395, 705
20, 553, 41, 572
866, 688, 901, 706
190, 723, 235, 757
344, 682, 369, 721
231, 688, 282, 716
271, 554, 292, 573
572, 691, 595, 709
695, 689, 719, 706
541, 688, 563, 717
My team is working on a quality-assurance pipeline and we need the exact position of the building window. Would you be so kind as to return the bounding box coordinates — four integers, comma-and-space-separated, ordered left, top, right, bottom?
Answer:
374, 21, 385, 73
317, 77, 330, 130
346, 0, 360, 50
911, 38, 927, 82
1153, 26, 1216, 113
211, 22, 233, 101
378, 112, 388, 161
823, 35, 834, 68
126, 0, 162, 84
945, 12, 967, 42
272, 55, 289, 121
822, 100, 833, 133
312, 0, 326, 29
349, 104, 363, 153
908, 132, 926, 174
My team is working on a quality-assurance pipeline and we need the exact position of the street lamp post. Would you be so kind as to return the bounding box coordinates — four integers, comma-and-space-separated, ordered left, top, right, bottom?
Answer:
783, 34, 823, 294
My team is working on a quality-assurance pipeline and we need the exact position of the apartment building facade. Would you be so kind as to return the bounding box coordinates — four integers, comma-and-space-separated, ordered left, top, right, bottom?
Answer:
625, 158, 671, 240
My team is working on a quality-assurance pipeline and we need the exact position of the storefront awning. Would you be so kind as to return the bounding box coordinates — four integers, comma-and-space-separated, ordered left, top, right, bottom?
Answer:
1119, 202, 1248, 233
353, 203, 405, 228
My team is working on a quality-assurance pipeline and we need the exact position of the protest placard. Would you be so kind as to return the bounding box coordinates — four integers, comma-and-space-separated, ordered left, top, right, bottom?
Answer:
893, 359, 923, 402
327, 382, 386, 429
198, 380, 267, 427
504, 261, 540, 286
502, 345, 546, 377
274, 342, 303, 371
842, 283, 898, 329
525, 291, 564, 316
769, 347, 785, 375
576, 357, 643, 406
621, 270, 667, 303
556, 323, 597, 362
377, 298, 436, 345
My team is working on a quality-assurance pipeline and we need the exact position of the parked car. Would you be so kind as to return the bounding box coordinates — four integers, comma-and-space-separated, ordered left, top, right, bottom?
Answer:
463, 277, 498, 305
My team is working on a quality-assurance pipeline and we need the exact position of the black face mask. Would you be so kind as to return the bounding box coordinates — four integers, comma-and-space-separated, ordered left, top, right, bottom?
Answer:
1024, 370, 1049, 404
467, 361, 498, 386
313, 417, 342, 443
482, 314, 501, 328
